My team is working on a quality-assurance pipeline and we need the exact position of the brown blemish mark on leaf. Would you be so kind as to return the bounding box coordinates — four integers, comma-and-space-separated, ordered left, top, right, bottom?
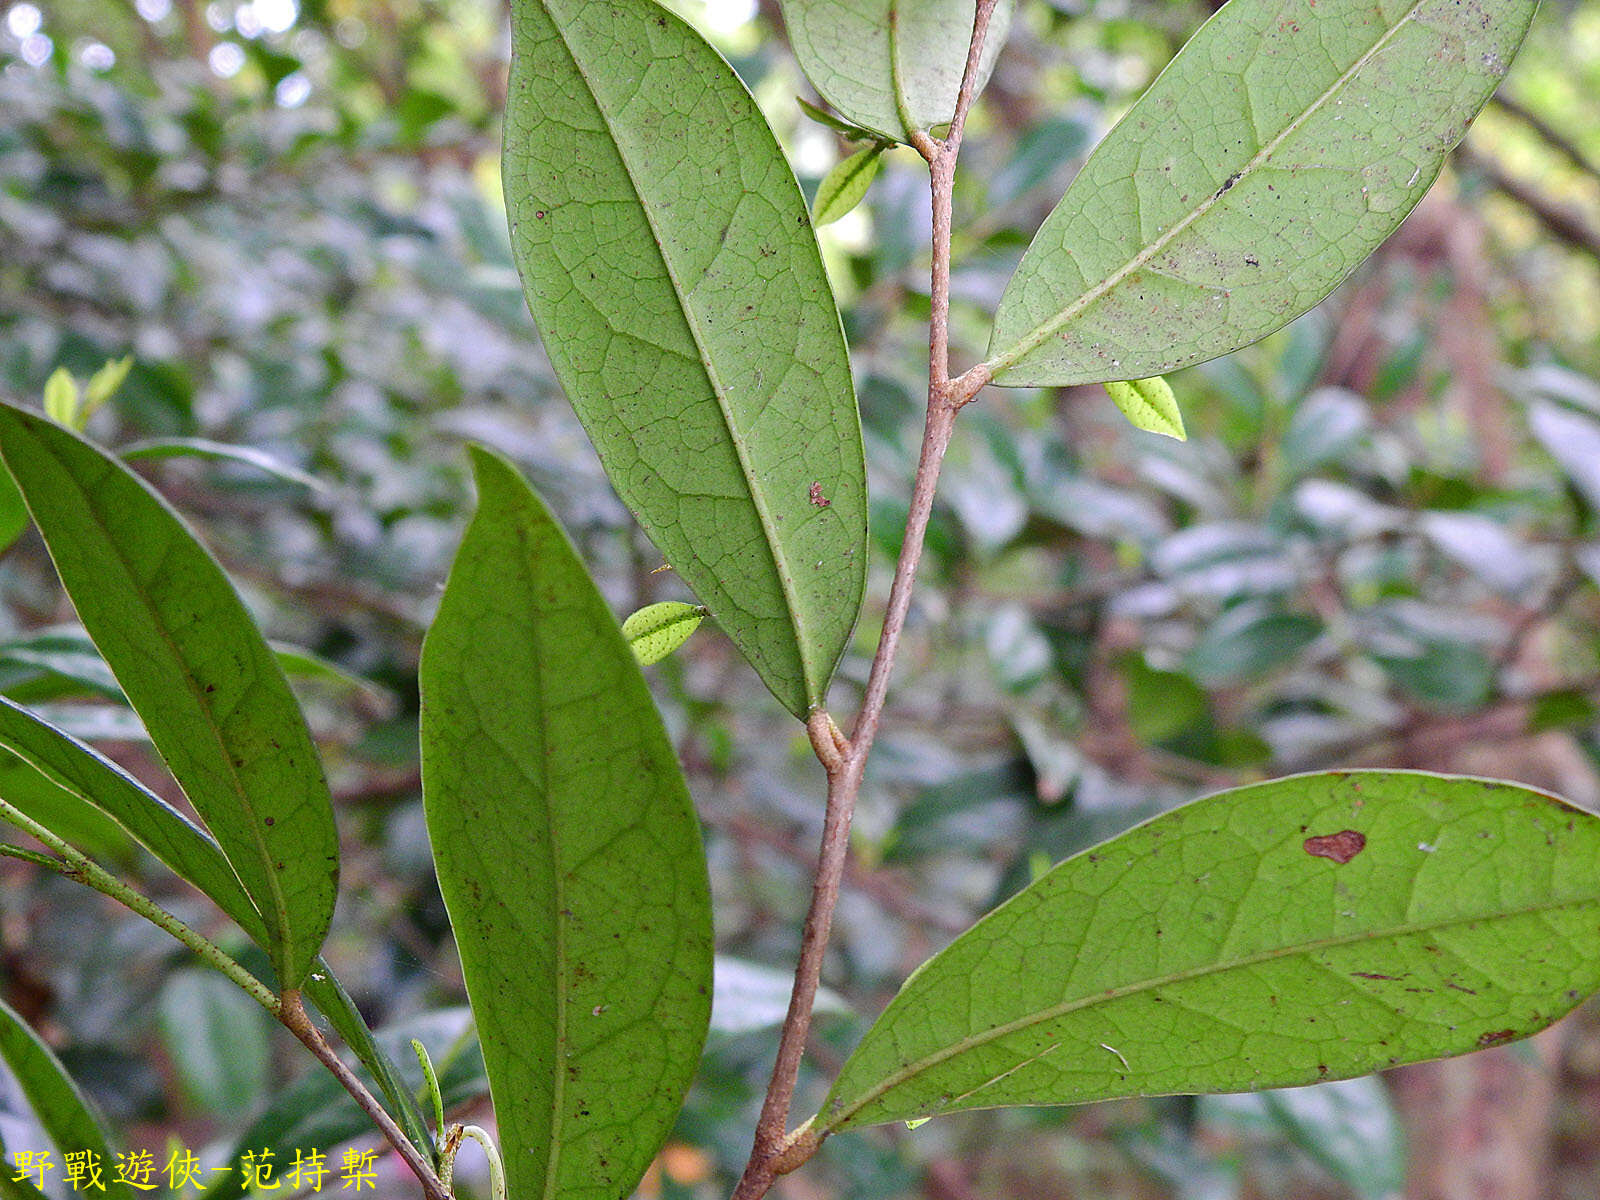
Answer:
1304, 829, 1366, 864
809, 481, 830, 508
1477, 1029, 1517, 1048
1352, 971, 1398, 980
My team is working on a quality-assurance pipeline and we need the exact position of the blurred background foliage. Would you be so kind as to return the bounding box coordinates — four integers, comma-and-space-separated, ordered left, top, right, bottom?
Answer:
2, 0, 1600, 1197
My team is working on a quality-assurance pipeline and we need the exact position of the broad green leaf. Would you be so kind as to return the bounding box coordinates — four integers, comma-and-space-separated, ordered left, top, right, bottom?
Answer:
622, 601, 706, 666
984, 0, 1537, 386
0, 404, 339, 986
780, 0, 1014, 141
0, 699, 429, 1157
1104, 377, 1185, 440
0, 625, 390, 709
814, 145, 886, 226
158, 968, 273, 1114
0, 998, 134, 1197
120, 437, 329, 492
420, 448, 713, 1200
816, 771, 1600, 1133
503, 0, 866, 719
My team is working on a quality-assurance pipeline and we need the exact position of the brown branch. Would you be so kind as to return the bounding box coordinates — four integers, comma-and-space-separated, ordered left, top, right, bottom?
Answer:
279, 989, 449, 1200
1455, 142, 1600, 260
729, 6, 1001, 1199
1490, 94, 1600, 181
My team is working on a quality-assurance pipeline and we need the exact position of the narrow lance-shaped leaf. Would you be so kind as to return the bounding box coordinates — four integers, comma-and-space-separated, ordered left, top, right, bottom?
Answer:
0, 696, 264, 940
816, 772, 1600, 1134
119, 438, 329, 493
984, 0, 1536, 386
0, 998, 135, 1196
420, 448, 714, 1200
503, 0, 866, 719
780, 0, 1015, 141
0, 403, 339, 987
814, 145, 887, 226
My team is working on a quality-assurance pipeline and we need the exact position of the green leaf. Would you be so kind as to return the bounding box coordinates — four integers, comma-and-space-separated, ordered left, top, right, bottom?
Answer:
299, 969, 435, 1160
0, 403, 339, 987
0, 998, 134, 1197
814, 145, 886, 226
0, 632, 123, 697
816, 771, 1600, 1133
0, 468, 26, 557
984, 0, 1537, 386
1118, 654, 1208, 745
622, 601, 706, 666
0, 699, 429, 1158
0, 747, 133, 865
270, 642, 397, 709
158, 968, 273, 1115
120, 437, 329, 492
1104, 377, 1185, 440
81, 357, 134, 422
42, 368, 78, 427
503, 0, 867, 719
0, 697, 265, 941
420, 448, 713, 1200
796, 97, 881, 141
779, 0, 1014, 141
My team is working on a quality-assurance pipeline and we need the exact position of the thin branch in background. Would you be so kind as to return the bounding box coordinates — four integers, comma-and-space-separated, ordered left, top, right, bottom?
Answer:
1456, 141, 1600, 260
1491, 94, 1600, 181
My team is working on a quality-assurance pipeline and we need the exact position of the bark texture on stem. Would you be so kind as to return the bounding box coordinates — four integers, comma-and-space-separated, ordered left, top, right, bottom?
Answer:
730, 5, 1000, 1199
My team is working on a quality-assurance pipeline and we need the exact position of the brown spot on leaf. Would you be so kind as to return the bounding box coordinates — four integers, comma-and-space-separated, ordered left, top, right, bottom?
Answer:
1304, 829, 1366, 864
1477, 1029, 1517, 1048
809, 481, 830, 508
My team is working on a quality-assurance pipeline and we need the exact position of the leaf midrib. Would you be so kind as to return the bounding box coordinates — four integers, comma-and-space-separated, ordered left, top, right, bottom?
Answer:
822, 886, 1596, 1131
536, 1, 818, 708
513, 525, 568, 1200
983, 0, 1428, 378
32, 432, 295, 971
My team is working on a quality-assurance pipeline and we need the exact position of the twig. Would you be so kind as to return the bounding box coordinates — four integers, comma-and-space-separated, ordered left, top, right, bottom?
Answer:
1455, 141, 1600, 259
280, 991, 452, 1200
0, 797, 450, 1200
0, 797, 280, 1014
1490, 94, 1600, 180
730, 6, 1001, 1199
